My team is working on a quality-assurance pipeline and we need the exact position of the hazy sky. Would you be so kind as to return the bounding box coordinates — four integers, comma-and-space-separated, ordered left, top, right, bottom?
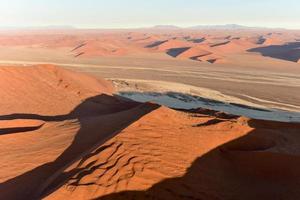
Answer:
0, 0, 299, 29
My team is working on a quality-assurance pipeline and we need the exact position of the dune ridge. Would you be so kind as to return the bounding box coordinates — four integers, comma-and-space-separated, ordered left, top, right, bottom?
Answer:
0, 66, 299, 200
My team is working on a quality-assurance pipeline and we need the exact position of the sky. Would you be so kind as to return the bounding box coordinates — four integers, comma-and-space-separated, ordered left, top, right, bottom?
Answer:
0, 0, 299, 29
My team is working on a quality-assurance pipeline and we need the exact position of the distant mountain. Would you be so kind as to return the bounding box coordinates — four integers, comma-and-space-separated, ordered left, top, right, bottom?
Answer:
188, 24, 252, 30
151, 25, 181, 30
0, 25, 76, 30
149, 24, 275, 30
42, 25, 77, 29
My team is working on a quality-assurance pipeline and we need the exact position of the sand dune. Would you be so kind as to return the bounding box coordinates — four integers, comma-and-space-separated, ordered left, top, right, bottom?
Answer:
0, 64, 113, 115
0, 29, 299, 64
0, 65, 157, 199
153, 39, 193, 51
0, 66, 299, 200
263, 37, 285, 46
71, 40, 129, 58
210, 39, 256, 53
175, 46, 212, 59
95, 119, 300, 200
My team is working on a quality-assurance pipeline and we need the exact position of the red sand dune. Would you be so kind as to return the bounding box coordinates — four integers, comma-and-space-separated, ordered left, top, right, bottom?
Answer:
0, 65, 113, 116
71, 41, 128, 58
0, 30, 299, 63
263, 36, 286, 46
0, 66, 300, 200
209, 39, 256, 53
153, 38, 193, 51
175, 46, 212, 59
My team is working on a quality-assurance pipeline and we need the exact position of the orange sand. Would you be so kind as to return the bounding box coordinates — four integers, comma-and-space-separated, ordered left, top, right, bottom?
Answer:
0, 66, 299, 200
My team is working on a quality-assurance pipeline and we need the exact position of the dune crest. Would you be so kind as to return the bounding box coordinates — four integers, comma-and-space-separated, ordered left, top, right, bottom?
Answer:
0, 66, 299, 200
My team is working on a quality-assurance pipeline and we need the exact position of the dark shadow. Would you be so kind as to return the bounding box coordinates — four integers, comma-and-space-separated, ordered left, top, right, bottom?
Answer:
231, 37, 241, 40
0, 94, 160, 200
166, 47, 191, 57
97, 119, 300, 200
207, 58, 218, 63
71, 43, 87, 52
188, 37, 206, 43
229, 103, 271, 112
185, 108, 239, 120
248, 42, 300, 63
210, 41, 230, 47
256, 36, 266, 45
75, 52, 85, 58
0, 124, 44, 136
0, 113, 68, 121
0, 94, 141, 121
145, 40, 168, 48
190, 52, 212, 61
193, 118, 225, 127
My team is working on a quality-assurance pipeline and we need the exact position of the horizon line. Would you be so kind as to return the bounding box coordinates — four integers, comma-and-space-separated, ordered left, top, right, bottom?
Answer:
0, 24, 300, 31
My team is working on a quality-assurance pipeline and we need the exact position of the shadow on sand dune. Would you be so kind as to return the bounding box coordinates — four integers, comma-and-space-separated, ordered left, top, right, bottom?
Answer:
166, 47, 191, 57
1, 93, 300, 200
248, 42, 300, 63
0, 94, 160, 200
96, 119, 300, 200
145, 40, 168, 48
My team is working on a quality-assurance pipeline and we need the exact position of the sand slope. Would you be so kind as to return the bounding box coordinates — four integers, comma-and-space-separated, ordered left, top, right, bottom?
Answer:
0, 66, 300, 200
43, 112, 300, 200
0, 64, 113, 115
